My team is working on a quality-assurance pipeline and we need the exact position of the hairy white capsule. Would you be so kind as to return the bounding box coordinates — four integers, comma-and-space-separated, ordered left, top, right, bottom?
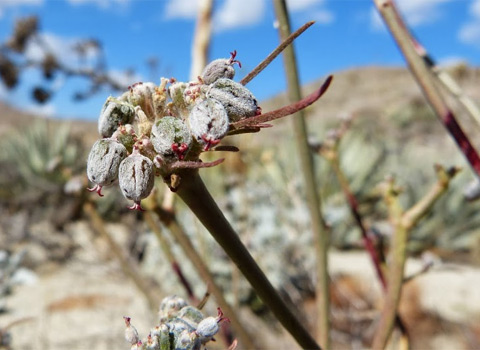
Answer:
201, 50, 241, 85
195, 317, 219, 343
151, 116, 192, 161
87, 139, 127, 196
195, 307, 228, 344
118, 148, 155, 210
98, 97, 135, 137
188, 99, 229, 151
206, 78, 259, 122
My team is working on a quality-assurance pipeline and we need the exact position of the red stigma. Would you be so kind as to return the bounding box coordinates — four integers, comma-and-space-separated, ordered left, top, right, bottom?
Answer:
128, 202, 145, 211
216, 307, 230, 323
87, 184, 104, 197
171, 143, 189, 160
201, 135, 221, 151
229, 50, 242, 68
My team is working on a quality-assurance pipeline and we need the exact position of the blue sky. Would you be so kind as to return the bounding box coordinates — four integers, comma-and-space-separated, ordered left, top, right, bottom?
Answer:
0, 0, 479, 120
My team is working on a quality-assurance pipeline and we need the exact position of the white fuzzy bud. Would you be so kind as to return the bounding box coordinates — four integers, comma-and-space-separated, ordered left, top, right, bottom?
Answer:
206, 78, 258, 122
188, 99, 229, 150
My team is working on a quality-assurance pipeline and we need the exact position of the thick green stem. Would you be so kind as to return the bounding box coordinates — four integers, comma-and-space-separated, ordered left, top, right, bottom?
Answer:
273, 1, 330, 347
176, 171, 321, 350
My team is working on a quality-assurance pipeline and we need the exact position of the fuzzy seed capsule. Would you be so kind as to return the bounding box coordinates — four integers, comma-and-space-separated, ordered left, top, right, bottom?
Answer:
98, 97, 135, 138
195, 317, 219, 343
118, 148, 155, 210
206, 78, 259, 122
87, 139, 127, 196
151, 116, 192, 161
201, 50, 241, 85
195, 307, 228, 344
188, 99, 229, 151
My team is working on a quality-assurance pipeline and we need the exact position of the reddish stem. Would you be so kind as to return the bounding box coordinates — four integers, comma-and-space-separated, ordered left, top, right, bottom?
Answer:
172, 261, 195, 300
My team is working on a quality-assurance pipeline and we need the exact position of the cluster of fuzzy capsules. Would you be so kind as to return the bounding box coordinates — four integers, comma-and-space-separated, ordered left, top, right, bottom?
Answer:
124, 295, 230, 350
86, 51, 260, 210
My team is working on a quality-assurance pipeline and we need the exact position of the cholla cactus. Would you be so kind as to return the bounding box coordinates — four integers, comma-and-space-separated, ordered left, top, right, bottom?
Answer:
86, 51, 260, 208
124, 296, 229, 350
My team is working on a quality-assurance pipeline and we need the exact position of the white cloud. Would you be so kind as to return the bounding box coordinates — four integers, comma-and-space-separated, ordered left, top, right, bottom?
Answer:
472, 0, 480, 18
214, 0, 266, 32
311, 9, 334, 25
458, 0, 480, 47
286, 0, 323, 12
371, 0, 452, 30
66, 0, 130, 8
164, 0, 199, 19
0, 0, 43, 18
164, 0, 333, 31
459, 22, 480, 47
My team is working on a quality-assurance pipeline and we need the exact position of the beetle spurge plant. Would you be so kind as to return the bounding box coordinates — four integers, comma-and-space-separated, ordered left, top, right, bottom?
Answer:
86, 49, 331, 211
86, 40, 332, 349
124, 295, 230, 350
